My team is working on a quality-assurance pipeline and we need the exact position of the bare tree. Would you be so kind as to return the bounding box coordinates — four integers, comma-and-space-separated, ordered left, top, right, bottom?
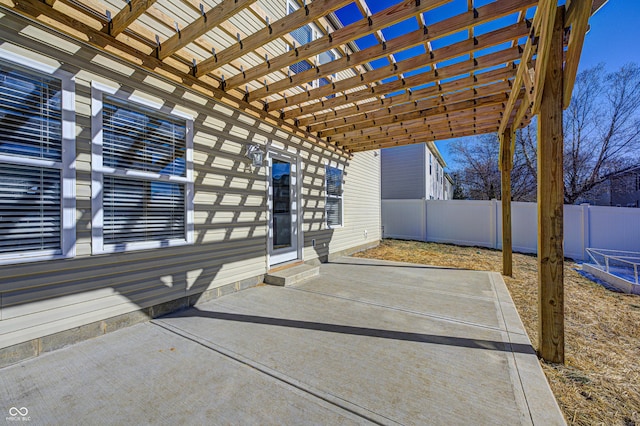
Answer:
452, 63, 640, 203
561, 63, 640, 204
449, 133, 537, 201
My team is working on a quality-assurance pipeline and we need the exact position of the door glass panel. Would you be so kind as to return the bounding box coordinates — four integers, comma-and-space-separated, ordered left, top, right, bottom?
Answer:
272, 159, 291, 249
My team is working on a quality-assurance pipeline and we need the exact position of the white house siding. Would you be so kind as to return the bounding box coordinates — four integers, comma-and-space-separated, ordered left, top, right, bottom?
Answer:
0, 11, 380, 351
381, 144, 426, 199
381, 143, 448, 201
301, 150, 381, 262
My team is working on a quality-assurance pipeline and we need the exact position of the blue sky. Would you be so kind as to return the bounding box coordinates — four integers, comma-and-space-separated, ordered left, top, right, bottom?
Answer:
333, 0, 640, 170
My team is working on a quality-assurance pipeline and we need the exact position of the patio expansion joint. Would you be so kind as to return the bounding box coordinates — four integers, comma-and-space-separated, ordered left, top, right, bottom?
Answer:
150, 319, 402, 426
285, 285, 525, 335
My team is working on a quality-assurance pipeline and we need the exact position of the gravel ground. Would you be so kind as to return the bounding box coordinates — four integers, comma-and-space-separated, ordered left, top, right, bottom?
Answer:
354, 239, 640, 426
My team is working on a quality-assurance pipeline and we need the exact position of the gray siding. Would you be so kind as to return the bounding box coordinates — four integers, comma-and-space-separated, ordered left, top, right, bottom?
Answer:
0, 11, 380, 350
381, 144, 426, 199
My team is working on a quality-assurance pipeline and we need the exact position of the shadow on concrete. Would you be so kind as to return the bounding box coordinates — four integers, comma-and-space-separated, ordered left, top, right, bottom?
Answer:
168, 307, 536, 355
328, 260, 470, 271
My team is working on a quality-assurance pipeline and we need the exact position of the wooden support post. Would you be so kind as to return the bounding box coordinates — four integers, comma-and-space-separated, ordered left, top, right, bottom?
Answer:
500, 129, 513, 277
537, 7, 565, 364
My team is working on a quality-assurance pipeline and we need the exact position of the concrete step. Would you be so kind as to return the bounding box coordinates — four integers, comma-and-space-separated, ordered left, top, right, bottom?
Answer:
264, 264, 320, 286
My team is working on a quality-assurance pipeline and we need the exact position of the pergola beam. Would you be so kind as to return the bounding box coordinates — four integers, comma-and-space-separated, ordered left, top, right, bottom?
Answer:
498, 0, 558, 135
319, 90, 511, 138
563, 0, 593, 108
192, 0, 352, 73
252, 0, 535, 102
7, 0, 349, 157
269, 22, 528, 113
337, 112, 506, 146
346, 126, 501, 152
219, 0, 450, 87
157, 0, 258, 60
285, 61, 516, 120
312, 82, 513, 135
108, 0, 156, 36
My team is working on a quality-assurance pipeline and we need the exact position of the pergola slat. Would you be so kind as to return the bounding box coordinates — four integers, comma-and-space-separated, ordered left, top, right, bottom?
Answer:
251, 0, 535, 102
219, 0, 450, 87
285, 64, 515, 120
268, 21, 528, 113
335, 113, 505, 143
346, 125, 502, 151
319, 90, 511, 138
308, 80, 512, 132
192, 0, 352, 74
334, 103, 507, 144
7, 0, 349, 157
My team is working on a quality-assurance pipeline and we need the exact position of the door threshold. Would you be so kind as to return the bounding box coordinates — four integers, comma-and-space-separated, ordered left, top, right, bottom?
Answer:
268, 260, 304, 274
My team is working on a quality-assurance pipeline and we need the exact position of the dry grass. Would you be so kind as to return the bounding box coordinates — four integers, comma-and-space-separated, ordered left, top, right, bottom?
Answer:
354, 239, 640, 426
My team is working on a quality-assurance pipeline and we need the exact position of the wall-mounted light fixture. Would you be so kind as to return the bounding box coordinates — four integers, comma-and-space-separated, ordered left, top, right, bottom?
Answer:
245, 144, 264, 167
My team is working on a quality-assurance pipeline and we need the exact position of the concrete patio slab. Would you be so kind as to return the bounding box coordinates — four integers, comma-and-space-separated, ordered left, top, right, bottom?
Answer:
0, 257, 564, 425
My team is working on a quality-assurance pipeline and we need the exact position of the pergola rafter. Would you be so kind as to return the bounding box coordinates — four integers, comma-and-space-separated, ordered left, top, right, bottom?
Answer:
210, 0, 450, 84
269, 21, 529, 114
250, 0, 535, 102
308, 81, 512, 133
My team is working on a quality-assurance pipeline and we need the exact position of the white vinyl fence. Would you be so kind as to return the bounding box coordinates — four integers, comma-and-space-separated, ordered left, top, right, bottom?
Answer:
381, 200, 640, 261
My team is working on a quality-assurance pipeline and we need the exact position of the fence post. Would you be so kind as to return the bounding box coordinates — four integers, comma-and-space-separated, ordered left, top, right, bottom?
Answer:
422, 199, 428, 242
490, 199, 499, 249
581, 203, 590, 261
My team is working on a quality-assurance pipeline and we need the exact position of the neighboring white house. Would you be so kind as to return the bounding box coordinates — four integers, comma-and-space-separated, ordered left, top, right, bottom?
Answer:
444, 173, 454, 200
0, 3, 382, 363
381, 142, 448, 201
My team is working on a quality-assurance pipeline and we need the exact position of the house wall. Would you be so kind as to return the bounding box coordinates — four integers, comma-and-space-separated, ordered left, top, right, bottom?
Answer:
0, 11, 381, 355
381, 143, 449, 201
610, 172, 640, 208
380, 144, 426, 199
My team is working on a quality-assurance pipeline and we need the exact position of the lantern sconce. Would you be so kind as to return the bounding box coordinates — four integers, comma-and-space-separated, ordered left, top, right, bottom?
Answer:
245, 144, 265, 167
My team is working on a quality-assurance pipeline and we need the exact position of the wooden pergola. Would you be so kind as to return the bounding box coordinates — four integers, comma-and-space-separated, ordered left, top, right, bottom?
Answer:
2, 0, 605, 363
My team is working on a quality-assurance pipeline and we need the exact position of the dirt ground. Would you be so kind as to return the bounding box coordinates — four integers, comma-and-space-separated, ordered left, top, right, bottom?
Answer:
354, 239, 640, 426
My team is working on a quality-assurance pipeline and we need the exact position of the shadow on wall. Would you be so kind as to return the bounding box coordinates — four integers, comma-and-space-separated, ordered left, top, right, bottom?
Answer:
0, 13, 349, 349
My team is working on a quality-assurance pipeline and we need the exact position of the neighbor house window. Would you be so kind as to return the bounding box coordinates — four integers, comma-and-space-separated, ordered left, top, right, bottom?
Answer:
325, 166, 343, 227
91, 83, 193, 253
0, 57, 75, 264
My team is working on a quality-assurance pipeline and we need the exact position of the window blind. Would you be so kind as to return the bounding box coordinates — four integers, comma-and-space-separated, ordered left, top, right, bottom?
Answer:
0, 62, 63, 254
103, 98, 186, 176
100, 98, 187, 245
326, 166, 343, 226
103, 177, 184, 244
0, 165, 61, 253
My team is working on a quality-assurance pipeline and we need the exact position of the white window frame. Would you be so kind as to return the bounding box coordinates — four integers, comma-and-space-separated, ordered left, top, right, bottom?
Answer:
91, 81, 194, 254
325, 164, 344, 229
0, 51, 76, 265
286, 0, 339, 89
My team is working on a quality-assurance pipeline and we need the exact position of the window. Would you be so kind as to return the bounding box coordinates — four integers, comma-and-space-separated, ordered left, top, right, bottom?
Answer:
287, 0, 338, 90
91, 83, 193, 253
0, 57, 75, 264
325, 166, 343, 227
